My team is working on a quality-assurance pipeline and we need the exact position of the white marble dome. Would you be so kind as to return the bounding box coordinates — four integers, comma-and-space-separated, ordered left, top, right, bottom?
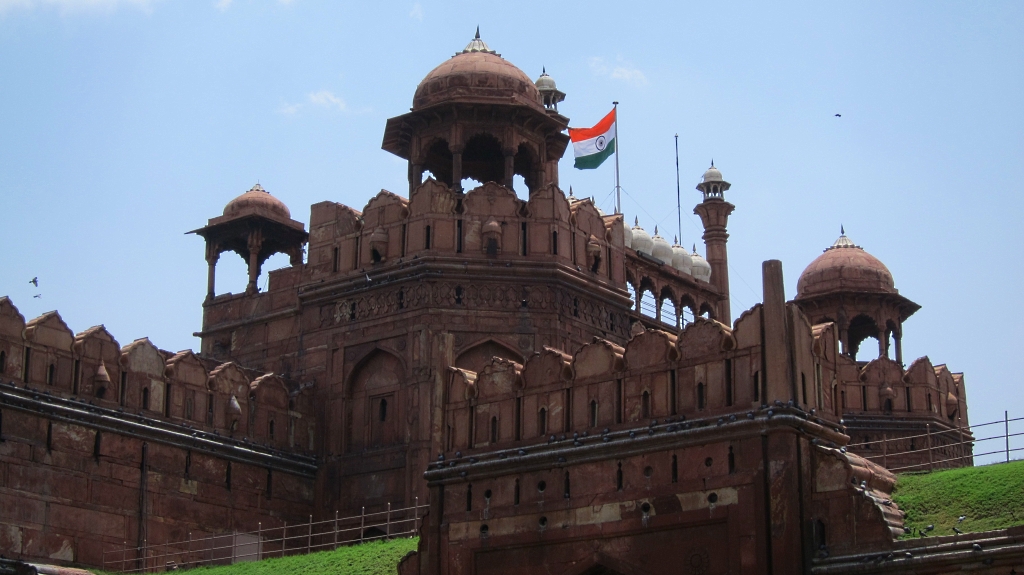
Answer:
631, 221, 653, 255
622, 221, 633, 248
651, 227, 673, 265
671, 241, 692, 275
691, 246, 712, 282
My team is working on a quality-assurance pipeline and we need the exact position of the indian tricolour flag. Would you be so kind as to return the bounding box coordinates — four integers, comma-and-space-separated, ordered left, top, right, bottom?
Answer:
569, 108, 616, 170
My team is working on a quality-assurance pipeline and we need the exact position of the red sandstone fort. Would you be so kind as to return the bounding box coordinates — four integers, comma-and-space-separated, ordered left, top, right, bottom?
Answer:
3, 32, 1018, 575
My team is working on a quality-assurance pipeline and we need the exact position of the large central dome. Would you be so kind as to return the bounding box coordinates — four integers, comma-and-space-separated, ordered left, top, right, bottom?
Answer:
412, 31, 543, 111
797, 232, 896, 298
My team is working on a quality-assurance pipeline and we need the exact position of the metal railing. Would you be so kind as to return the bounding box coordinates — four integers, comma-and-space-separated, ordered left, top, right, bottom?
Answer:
845, 411, 1024, 472
101, 499, 426, 573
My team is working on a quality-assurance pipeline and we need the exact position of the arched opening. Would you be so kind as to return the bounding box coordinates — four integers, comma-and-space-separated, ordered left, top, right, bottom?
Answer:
641, 390, 651, 419
379, 398, 388, 422
627, 283, 637, 311
462, 133, 504, 187
0, 350, 5, 375
46, 363, 55, 385
514, 143, 538, 195
422, 138, 453, 186
659, 296, 678, 328
639, 289, 657, 318
698, 302, 715, 319
848, 315, 881, 361
141, 387, 150, 410
538, 408, 547, 436
590, 400, 598, 428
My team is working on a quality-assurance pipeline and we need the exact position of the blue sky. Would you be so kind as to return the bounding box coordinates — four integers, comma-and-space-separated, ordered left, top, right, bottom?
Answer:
1, 1, 1021, 461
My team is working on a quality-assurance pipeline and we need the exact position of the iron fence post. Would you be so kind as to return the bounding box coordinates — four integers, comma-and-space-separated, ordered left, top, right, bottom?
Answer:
1006, 410, 1011, 462
333, 511, 338, 550
414, 496, 419, 535
386, 502, 391, 539
360, 507, 365, 543
307, 515, 312, 554
926, 424, 933, 471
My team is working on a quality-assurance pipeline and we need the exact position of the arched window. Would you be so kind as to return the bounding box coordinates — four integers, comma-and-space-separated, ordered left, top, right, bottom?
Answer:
641, 391, 651, 419
538, 408, 547, 436
141, 387, 150, 410
490, 416, 498, 444
379, 398, 388, 422
697, 382, 705, 410
590, 400, 598, 428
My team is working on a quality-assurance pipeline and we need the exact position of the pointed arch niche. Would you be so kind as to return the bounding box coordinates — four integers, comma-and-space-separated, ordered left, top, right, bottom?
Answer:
346, 349, 405, 452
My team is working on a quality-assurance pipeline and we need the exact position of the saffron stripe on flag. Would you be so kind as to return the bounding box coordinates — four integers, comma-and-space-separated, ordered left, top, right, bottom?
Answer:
568, 109, 616, 142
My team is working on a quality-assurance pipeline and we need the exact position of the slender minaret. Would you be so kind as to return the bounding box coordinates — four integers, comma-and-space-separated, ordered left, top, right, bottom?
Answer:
693, 161, 736, 323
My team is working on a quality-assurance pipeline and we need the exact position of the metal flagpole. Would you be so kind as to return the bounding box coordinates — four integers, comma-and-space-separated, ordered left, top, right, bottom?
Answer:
674, 134, 682, 243
613, 101, 621, 214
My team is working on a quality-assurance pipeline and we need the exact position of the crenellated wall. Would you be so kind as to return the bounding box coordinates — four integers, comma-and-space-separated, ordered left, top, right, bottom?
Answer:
0, 297, 317, 567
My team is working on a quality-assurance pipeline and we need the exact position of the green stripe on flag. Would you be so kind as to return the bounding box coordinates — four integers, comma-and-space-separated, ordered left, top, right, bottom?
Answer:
573, 139, 615, 170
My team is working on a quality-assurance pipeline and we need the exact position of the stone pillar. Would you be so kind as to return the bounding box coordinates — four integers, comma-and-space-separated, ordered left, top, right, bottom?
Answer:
246, 230, 263, 295
762, 260, 793, 403
894, 331, 903, 365
205, 247, 219, 301
503, 149, 515, 189
694, 198, 736, 324
451, 146, 464, 192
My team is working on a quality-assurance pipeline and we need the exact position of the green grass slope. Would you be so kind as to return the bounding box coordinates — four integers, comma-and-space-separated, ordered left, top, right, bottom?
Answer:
893, 459, 1024, 537
95, 537, 417, 575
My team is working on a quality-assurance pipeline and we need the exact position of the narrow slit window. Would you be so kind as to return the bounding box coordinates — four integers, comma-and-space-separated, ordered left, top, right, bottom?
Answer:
490, 416, 498, 444
164, 384, 172, 417
521, 222, 528, 255
513, 479, 520, 505
670, 371, 677, 415
466, 484, 473, 512
72, 360, 80, 395
456, 220, 463, 253
93, 431, 102, 461
552, 230, 558, 255
332, 246, 340, 272
425, 225, 432, 250
379, 398, 388, 422
616, 462, 623, 491
538, 407, 547, 436
46, 363, 55, 385
905, 387, 912, 412
590, 400, 598, 428
641, 391, 651, 419
697, 382, 705, 410
671, 455, 678, 483
23, 348, 31, 382
120, 371, 128, 406
725, 359, 733, 406
401, 224, 407, 257
141, 387, 150, 410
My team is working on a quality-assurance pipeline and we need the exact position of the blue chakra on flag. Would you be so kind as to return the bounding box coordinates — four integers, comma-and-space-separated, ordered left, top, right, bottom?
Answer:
595, 135, 607, 151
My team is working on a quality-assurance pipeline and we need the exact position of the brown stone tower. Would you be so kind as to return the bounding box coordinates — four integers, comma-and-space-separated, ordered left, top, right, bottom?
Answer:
693, 163, 735, 323
381, 30, 570, 194
794, 229, 919, 363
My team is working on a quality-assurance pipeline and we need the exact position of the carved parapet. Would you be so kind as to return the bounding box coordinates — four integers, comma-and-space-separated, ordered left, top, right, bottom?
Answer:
678, 317, 735, 360
812, 444, 905, 543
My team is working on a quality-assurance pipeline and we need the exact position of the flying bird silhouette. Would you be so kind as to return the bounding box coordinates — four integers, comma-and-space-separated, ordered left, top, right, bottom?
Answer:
29, 277, 38, 287
834, 114, 842, 118
33, 294, 41, 299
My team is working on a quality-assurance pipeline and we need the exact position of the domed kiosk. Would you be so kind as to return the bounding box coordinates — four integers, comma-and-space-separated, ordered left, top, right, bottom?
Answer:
190, 183, 307, 298
794, 229, 920, 362
382, 30, 570, 194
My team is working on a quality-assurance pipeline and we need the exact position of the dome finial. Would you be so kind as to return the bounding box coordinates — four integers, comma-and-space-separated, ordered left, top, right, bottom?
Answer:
475, 26, 480, 39
634, 216, 639, 226
654, 225, 659, 235
692, 243, 697, 253
674, 235, 678, 244
542, 65, 546, 74
840, 224, 845, 235
710, 158, 714, 167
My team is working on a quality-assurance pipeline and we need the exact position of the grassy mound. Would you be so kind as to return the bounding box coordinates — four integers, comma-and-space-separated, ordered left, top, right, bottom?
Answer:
96, 537, 417, 575
893, 459, 1024, 536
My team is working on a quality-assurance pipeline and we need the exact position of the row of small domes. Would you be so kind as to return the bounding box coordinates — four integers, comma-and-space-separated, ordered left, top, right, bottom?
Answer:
623, 219, 711, 282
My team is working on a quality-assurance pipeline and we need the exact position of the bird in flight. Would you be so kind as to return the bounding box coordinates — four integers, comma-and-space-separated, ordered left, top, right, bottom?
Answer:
33, 294, 42, 299
834, 114, 842, 118
29, 277, 38, 286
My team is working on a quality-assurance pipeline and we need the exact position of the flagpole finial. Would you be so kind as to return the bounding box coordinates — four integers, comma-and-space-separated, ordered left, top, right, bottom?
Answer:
475, 26, 480, 39
613, 101, 619, 106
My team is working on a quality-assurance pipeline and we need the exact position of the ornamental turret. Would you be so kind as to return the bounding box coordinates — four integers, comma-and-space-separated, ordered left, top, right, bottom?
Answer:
693, 162, 735, 322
